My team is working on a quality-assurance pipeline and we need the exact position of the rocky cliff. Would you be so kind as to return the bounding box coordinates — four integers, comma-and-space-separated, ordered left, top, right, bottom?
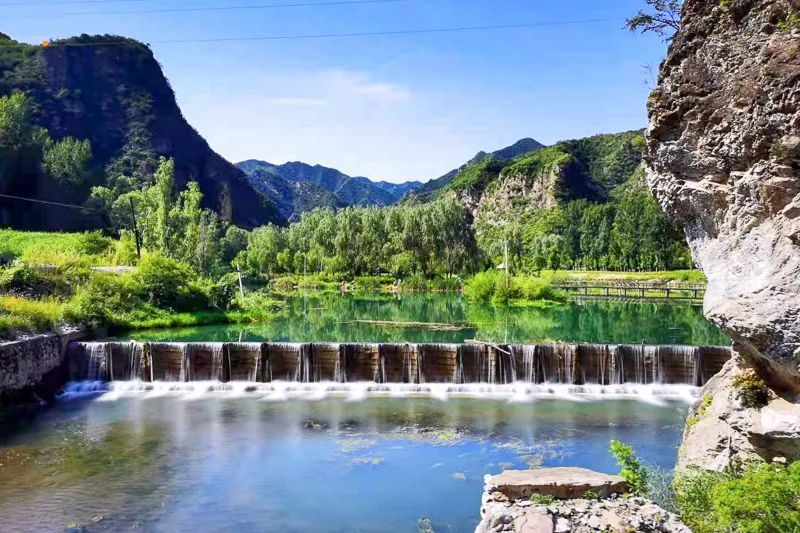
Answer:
645, 0, 800, 396
0, 34, 280, 229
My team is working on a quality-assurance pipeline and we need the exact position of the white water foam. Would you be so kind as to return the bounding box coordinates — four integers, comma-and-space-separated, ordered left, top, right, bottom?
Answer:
60, 380, 700, 404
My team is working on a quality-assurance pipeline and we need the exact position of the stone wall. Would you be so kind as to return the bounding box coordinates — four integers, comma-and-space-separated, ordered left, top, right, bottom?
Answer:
0, 331, 85, 404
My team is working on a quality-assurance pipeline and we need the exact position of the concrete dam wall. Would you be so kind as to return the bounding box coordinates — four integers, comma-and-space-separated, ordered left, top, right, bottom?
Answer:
68, 341, 732, 387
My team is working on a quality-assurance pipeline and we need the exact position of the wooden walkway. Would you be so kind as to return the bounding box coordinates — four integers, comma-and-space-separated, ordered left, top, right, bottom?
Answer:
553, 280, 706, 300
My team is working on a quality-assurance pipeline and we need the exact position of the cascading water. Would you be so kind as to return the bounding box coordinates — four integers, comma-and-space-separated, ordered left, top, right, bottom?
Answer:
84, 342, 109, 381
64, 341, 732, 402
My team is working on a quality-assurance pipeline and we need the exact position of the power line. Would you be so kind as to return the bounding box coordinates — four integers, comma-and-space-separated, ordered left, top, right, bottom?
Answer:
0, 193, 99, 212
3, 0, 405, 17
3, 19, 618, 48
0, 0, 152, 6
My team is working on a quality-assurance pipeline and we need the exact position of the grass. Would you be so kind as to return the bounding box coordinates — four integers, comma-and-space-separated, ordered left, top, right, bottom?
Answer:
0, 295, 66, 336
0, 229, 115, 267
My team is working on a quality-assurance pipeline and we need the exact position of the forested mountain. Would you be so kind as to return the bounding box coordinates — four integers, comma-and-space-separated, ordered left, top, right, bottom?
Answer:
407, 137, 545, 202
237, 159, 422, 215
0, 33, 281, 230
405, 130, 691, 271
241, 164, 345, 221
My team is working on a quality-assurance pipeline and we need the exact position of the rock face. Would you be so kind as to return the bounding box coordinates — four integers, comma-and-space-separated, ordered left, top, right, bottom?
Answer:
476, 468, 688, 533
645, 0, 800, 395
0, 34, 281, 229
678, 354, 800, 470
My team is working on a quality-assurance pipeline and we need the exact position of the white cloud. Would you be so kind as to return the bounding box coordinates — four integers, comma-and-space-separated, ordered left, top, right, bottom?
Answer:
318, 69, 411, 103
268, 97, 328, 107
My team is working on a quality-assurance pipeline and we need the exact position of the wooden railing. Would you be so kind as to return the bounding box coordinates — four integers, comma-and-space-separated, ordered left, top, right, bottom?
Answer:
552, 280, 706, 300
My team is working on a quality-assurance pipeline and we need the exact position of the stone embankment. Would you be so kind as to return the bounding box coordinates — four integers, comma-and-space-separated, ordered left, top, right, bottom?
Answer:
0, 330, 85, 403
475, 468, 688, 533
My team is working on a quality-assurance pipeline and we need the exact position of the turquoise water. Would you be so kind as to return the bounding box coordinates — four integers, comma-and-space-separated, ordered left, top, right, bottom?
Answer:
120, 292, 729, 346
0, 396, 687, 532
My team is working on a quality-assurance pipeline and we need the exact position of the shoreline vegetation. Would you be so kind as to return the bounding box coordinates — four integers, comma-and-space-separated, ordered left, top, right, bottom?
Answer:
0, 228, 706, 341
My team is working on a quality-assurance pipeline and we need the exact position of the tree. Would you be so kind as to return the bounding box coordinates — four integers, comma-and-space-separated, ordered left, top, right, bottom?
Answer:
625, 0, 682, 40
43, 136, 92, 189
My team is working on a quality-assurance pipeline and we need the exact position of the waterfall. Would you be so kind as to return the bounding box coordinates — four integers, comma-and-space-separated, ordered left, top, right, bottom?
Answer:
84, 342, 109, 381
66, 342, 732, 401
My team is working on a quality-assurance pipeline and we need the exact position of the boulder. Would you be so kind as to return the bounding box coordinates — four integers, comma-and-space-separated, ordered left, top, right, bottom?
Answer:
484, 468, 627, 500
476, 469, 689, 533
679, 355, 800, 470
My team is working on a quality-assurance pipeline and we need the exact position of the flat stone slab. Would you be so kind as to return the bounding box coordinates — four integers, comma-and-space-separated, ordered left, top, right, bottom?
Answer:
485, 467, 627, 500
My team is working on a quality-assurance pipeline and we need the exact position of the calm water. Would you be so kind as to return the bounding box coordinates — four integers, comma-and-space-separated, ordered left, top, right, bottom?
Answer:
119, 292, 729, 346
0, 396, 687, 532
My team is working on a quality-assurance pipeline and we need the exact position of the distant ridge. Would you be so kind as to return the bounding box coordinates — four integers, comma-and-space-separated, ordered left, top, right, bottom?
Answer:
237, 160, 422, 218
407, 137, 545, 201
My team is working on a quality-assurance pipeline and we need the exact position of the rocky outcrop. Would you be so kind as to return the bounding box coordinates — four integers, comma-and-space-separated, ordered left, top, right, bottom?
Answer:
0, 331, 84, 403
0, 34, 281, 229
678, 354, 800, 470
476, 468, 688, 533
645, 0, 800, 396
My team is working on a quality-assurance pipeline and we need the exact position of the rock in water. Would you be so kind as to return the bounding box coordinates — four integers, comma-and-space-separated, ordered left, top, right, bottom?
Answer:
475, 468, 688, 533
483, 468, 627, 500
645, 0, 800, 395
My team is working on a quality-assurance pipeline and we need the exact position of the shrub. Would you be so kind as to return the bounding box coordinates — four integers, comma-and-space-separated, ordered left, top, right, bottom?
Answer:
529, 494, 555, 505
675, 462, 800, 533
731, 370, 770, 408
65, 273, 141, 326
610, 440, 649, 496
74, 231, 112, 256
686, 393, 713, 429
231, 291, 285, 322
464, 270, 502, 303
133, 253, 208, 311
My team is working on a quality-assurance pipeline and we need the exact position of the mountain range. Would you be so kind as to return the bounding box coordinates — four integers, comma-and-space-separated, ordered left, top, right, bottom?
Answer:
237, 160, 422, 220
0, 32, 640, 232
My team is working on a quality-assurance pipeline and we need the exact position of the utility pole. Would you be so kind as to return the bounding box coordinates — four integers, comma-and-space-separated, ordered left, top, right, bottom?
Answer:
235, 262, 245, 299
128, 197, 141, 260
504, 239, 510, 290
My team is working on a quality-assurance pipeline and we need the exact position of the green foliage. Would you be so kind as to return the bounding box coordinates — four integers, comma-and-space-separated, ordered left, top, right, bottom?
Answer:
686, 393, 713, 428
0, 229, 115, 268
731, 370, 770, 409
609, 440, 649, 496
464, 271, 566, 306
0, 92, 94, 196
230, 291, 285, 323
463, 270, 503, 303
65, 272, 142, 327
777, 9, 800, 32
0, 295, 64, 336
444, 157, 505, 193
240, 198, 478, 279
625, 0, 682, 39
43, 136, 92, 189
529, 494, 556, 505
675, 462, 800, 533
133, 253, 207, 311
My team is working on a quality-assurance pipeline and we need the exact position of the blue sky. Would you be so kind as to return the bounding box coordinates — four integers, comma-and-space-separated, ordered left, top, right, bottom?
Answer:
3, 0, 669, 183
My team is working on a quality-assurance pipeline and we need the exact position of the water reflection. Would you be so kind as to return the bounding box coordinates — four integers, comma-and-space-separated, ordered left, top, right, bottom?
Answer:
0, 397, 686, 532
119, 292, 729, 346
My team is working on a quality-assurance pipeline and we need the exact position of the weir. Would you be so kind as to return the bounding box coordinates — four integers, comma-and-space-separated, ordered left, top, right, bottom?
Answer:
67, 341, 731, 388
